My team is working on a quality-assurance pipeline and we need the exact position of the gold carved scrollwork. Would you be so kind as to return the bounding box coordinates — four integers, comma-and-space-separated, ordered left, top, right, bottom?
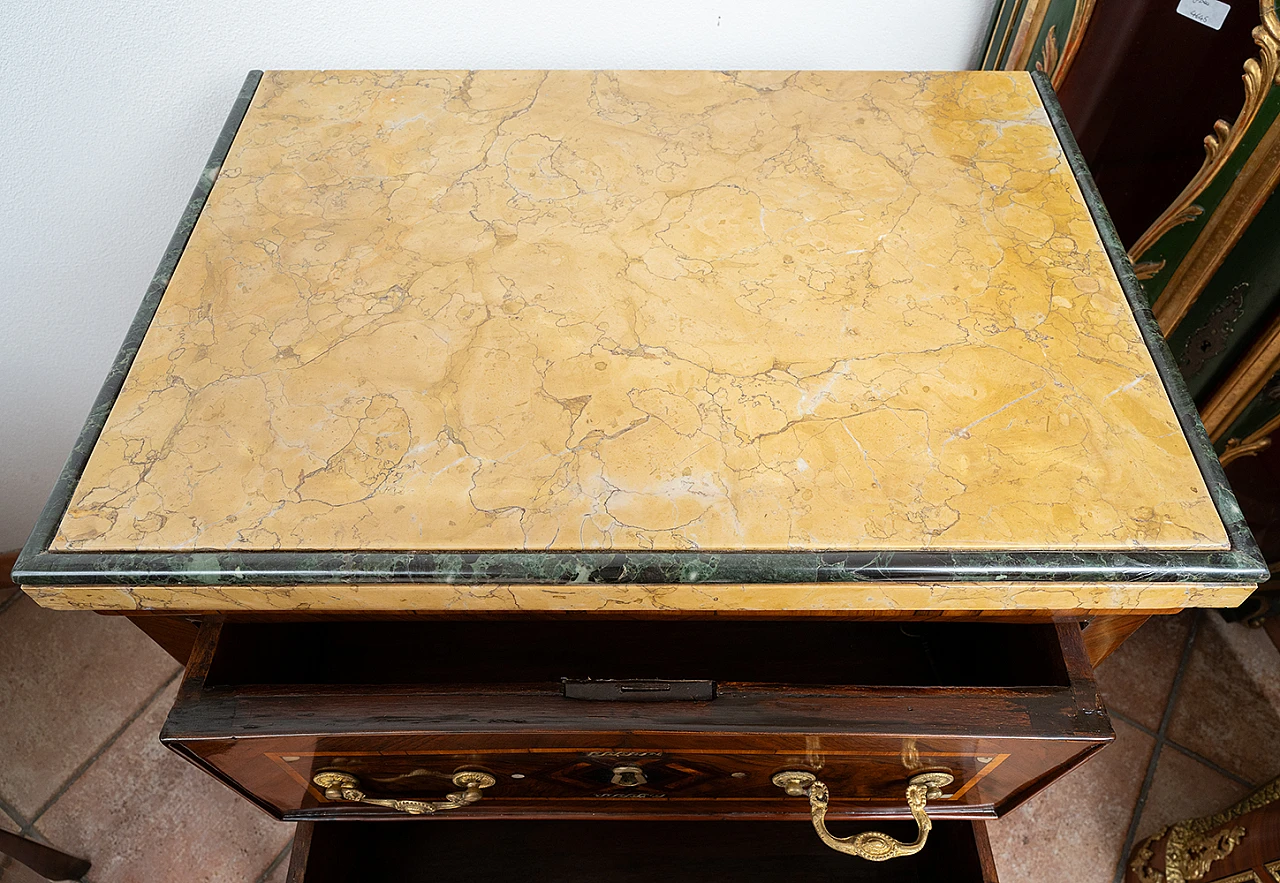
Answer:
985, 0, 1097, 87
1218, 434, 1273, 465
1134, 259, 1168, 281
1053, 0, 1098, 86
1179, 825, 1247, 880
1130, 1, 1280, 268
1129, 777, 1280, 883
1130, 826, 1169, 883
1129, 824, 1247, 883
1036, 25, 1061, 77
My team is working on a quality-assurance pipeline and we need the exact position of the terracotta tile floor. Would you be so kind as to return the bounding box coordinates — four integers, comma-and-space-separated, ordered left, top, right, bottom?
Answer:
989, 610, 1280, 882
0, 590, 292, 883
2, 577, 1278, 882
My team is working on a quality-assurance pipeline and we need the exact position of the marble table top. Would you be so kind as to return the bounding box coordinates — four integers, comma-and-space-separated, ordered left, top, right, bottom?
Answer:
15, 70, 1265, 612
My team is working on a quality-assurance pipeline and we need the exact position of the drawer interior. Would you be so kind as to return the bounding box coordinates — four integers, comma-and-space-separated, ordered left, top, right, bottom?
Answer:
290, 819, 998, 882
205, 619, 1070, 689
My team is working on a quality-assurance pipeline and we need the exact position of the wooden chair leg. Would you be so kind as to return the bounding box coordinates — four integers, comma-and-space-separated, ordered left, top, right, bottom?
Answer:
0, 829, 90, 881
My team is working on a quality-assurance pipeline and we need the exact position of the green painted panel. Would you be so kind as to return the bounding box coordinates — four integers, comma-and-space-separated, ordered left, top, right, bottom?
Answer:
1027, 0, 1080, 75
980, 0, 1028, 70
1216, 370, 1280, 449
1170, 180, 1280, 406
981, 0, 1079, 72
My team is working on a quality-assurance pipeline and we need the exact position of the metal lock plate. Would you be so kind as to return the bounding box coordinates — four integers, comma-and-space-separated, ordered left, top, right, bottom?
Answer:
610, 765, 647, 788
562, 679, 715, 701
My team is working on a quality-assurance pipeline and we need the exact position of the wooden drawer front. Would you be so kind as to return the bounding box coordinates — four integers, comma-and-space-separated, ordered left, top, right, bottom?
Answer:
163, 618, 1111, 821
286, 819, 1000, 882
168, 735, 1096, 821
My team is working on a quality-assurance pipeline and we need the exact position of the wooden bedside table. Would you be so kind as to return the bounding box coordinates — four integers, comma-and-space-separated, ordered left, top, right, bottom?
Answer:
13, 70, 1264, 880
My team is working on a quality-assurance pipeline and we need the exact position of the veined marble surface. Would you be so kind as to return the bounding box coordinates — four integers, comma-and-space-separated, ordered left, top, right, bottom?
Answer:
26, 581, 1249, 613
54, 70, 1227, 554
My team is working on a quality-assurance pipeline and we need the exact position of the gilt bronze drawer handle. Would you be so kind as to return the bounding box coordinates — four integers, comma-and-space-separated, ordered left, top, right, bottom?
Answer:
771, 770, 954, 861
312, 770, 495, 815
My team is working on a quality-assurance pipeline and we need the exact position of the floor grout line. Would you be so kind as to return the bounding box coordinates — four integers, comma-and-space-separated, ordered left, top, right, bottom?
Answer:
0, 590, 23, 618
25, 669, 181, 833
1107, 708, 1156, 737
0, 795, 32, 832
1160, 739, 1258, 789
1110, 707, 1257, 788
254, 837, 294, 883
0, 551, 21, 617
1110, 610, 1202, 883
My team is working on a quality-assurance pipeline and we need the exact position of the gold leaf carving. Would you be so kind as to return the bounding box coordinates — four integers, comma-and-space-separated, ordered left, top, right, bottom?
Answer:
1219, 435, 1273, 466
1178, 825, 1245, 881
1165, 778, 1280, 883
1129, 777, 1280, 883
1134, 259, 1167, 280
1036, 26, 1061, 76
1130, 1, 1280, 263
1175, 205, 1207, 226
1130, 826, 1169, 883
1053, 0, 1098, 86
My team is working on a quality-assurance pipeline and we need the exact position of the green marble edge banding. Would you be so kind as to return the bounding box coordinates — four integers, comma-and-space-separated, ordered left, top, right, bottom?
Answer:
1032, 71, 1263, 577
10, 71, 1267, 589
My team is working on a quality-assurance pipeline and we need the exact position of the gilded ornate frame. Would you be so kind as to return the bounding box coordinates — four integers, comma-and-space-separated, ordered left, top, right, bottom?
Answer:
1201, 310, 1280, 443
1131, 2, 1280, 334
1129, 776, 1280, 883
980, 0, 1097, 87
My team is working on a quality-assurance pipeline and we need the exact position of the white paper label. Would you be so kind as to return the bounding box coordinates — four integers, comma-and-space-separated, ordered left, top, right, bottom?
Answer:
1176, 0, 1231, 30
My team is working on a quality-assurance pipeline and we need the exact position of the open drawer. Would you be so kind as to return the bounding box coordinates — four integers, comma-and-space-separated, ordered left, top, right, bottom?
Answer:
285, 818, 999, 881
163, 618, 1110, 829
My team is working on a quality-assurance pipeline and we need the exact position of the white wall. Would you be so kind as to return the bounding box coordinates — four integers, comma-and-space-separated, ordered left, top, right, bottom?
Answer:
0, 0, 997, 550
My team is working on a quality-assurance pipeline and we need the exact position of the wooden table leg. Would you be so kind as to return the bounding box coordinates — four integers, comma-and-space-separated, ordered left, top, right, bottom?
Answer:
120, 614, 201, 666
0, 829, 90, 881
1080, 614, 1152, 667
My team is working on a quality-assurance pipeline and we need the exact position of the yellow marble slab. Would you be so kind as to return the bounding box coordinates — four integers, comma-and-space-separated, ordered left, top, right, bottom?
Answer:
24, 581, 1250, 614
54, 70, 1228, 554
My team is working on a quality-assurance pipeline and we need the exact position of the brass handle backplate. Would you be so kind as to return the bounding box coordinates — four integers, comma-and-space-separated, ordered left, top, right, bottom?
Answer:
771, 770, 954, 861
313, 770, 496, 815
